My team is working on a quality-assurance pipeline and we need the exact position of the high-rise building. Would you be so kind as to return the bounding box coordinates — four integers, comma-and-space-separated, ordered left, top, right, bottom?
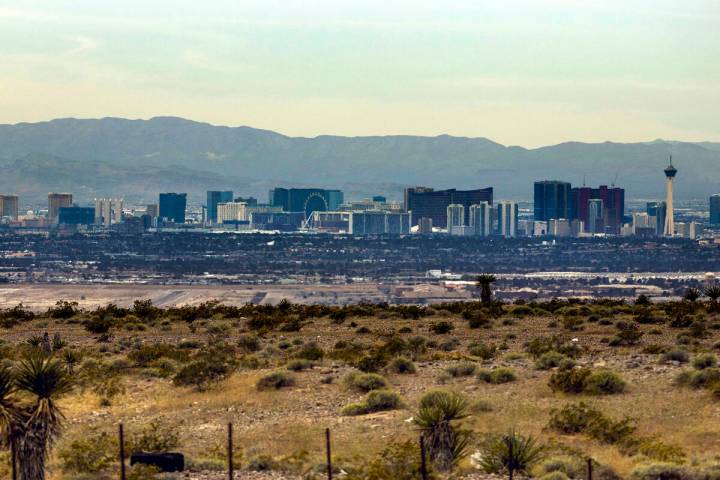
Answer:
446, 204, 465, 232
587, 199, 604, 234
48, 193, 73, 222
207, 191, 234, 223
663, 157, 677, 236
570, 185, 624, 234
710, 194, 720, 225
94, 198, 124, 226
58, 206, 95, 225
469, 202, 491, 236
534, 181, 571, 222
549, 218, 572, 237
146, 204, 159, 219
270, 188, 344, 218
404, 187, 493, 228
0, 195, 19, 220
217, 202, 247, 223
159, 193, 187, 223
349, 211, 411, 235
497, 201, 518, 238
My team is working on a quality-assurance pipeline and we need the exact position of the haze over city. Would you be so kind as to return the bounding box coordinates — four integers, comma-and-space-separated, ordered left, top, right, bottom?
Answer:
2, 0, 720, 146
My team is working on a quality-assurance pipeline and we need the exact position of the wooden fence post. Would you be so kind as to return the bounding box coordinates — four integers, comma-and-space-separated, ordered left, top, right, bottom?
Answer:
587, 457, 593, 480
119, 423, 126, 480
228, 423, 234, 480
325, 428, 333, 480
10, 433, 17, 480
419, 435, 428, 480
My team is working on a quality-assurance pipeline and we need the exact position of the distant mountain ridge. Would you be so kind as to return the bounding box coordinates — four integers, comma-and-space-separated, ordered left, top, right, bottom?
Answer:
1, 117, 718, 204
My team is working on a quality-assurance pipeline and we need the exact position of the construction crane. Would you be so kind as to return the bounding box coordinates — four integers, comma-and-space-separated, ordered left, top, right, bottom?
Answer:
611, 170, 619, 188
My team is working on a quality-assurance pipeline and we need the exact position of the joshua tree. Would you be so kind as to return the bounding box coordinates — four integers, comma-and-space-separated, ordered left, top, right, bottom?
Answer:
684, 287, 701, 303
705, 285, 720, 312
478, 430, 544, 479
15, 356, 73, 480
0, 366, 19, 480
415, 389, 471, 472
476, 274, 497, 303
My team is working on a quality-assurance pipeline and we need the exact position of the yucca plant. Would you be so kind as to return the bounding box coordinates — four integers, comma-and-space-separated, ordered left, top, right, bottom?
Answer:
0, 366, 19, 479
684, 287, 701, 303
478, 430, 544, 479
705, 285, 720, 312
15, 356, 74, 480
476, 274, 497, 303
415, 389, 471, 471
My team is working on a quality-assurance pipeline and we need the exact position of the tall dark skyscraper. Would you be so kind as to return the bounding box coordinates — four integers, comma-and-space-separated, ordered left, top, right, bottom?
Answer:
206, 190, 234, 223
710, 194, 720, 225
404, 187, 493, 228
159, 193, 187, 223
570, 185, 625, 234
534, 181, 571, 221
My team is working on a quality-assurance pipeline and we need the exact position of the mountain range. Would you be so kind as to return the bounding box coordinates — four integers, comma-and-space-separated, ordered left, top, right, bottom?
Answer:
1, 116, 718, 204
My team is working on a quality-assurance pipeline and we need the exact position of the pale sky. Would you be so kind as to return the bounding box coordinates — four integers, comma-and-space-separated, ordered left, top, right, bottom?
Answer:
1, 0, 719, 147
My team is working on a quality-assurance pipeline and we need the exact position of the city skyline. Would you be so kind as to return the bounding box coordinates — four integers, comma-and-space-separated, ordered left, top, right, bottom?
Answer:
1, 1, 719, 147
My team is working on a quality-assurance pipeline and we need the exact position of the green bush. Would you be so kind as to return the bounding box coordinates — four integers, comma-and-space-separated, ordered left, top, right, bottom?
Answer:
429, 321, 454, 334
341, 389, 404, 416
256, 371, 296, 391
675, 368, 720, 389
344, 371, 388, 392
536, 351, 575, 370
445, 361, 477, 378
129, 421, 181, 453
661, 349, 690, 364
286, 359, 314, 371
59, 431, 116, 473
469, 342, 497, 360
172, 345, 237, 390
539, 472, 571, 480
478, 367, 517, 384
237, 334, 261, 353
548, 402, 635, 444
549, 368, 626, 395
295, 342, 325, 361
630, 462, 695, 480
692, 353, 718, 370
583, 370, 627, 395
345, 441, 436, 480
388, 357, 416, 374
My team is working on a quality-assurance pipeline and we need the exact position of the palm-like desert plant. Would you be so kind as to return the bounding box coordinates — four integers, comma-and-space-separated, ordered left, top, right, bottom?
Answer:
15, 356, 74, 480
705, 285, 720, 312
478, 430, 544, 479
0, 366, 19, 479
684, 287, 701, 302
476, 274, 497, 303
415, 390, 471, 471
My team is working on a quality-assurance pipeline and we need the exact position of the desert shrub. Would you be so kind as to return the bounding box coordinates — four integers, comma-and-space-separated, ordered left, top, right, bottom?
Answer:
388, 357, 416, 374
129, 421, 181, 453
48, 300, 80, 319
549, 368, 625, 395
237, 334, 261, 353
286, 359, 314, 371
295, 342, 324, 361
172, 344, 238, 390
612, 321, 644, 346
341, 389, 403, 416
675, 368, 720, 389
525, 336, 581, 359
477, 431, 545, 476
562, 317, 585, 331
84, 316, 114, 334
446, 361, 477, 378
128, 464, 161, 480
59, 431, 116, 473
584, 370, 627, 395
469, 342, 497, 360
539, 473, 571, 480
429, 321, 454, 334
128, 343, 188, 367
548, 402, 635, 444
692, 353, 718, 370
256, 371, 296, 390
0, 303, 35, 328
345, 441, 436, 480
634, 439, 687, 463
356, 353, 389, 373
630, 462, 695, 480
478, 367, 517, 384
466, 312, 490, 329
344, 371, 388, 392
661, 349, 690, 364
536, 351, 575, 370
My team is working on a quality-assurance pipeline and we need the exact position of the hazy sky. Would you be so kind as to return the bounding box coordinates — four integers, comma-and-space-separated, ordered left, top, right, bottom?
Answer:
1, 0, 718, 146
